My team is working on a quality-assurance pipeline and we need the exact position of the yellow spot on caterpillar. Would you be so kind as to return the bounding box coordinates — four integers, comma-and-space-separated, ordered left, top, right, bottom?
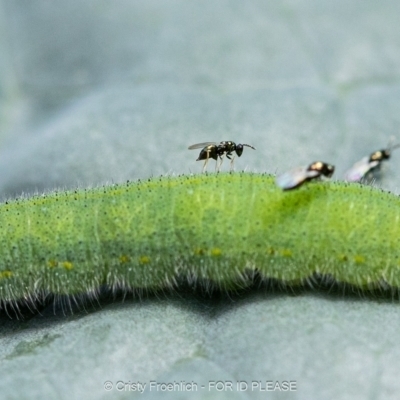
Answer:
267, 248, 275, 255
338, 254, 348, 262
62, 261, 73, 270
48, 260, 58, 268
119, 255, 130, 264
280, 249, 292, 258
194, 248, 206, 256
354, 255, 365, 264
139, 255, 150, 264
0, 270, 12, 279
211, 248, 222, 257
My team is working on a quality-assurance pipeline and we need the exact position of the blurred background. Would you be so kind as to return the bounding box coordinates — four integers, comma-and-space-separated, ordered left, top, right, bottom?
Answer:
1, 1, 400, 399
1, 0, 400, 195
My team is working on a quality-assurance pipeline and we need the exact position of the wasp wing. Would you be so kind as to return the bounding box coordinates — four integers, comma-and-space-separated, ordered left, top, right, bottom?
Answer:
188, 142, 217, 150
276, 167, 319, 190
344, 157, 379, 182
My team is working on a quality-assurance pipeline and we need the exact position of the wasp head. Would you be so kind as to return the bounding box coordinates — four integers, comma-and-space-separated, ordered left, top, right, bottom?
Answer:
235, 144, 244, 157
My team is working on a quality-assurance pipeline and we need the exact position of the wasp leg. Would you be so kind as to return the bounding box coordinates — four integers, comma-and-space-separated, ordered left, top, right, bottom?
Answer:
229, 156, 236, 171
202, 150, 211, 173
216, 155, 225, 172
202, 159, 208, 173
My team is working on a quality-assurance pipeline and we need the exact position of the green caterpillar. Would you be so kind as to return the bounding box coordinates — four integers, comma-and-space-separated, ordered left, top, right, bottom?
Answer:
0, 172, 399, 311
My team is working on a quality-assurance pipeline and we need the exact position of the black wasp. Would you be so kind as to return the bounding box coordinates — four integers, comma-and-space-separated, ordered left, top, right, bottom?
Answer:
188, 141, 256, 172
344, 139, 400, 182
276, 161, 335, 190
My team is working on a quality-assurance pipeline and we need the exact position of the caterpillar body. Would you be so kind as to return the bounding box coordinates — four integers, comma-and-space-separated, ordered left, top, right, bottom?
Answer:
0, 172, 399, 312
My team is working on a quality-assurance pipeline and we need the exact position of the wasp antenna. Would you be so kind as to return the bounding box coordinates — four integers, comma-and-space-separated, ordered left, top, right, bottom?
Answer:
390, 142, 400, 151
242, 144, 256, 150
385, 136, 400, 152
